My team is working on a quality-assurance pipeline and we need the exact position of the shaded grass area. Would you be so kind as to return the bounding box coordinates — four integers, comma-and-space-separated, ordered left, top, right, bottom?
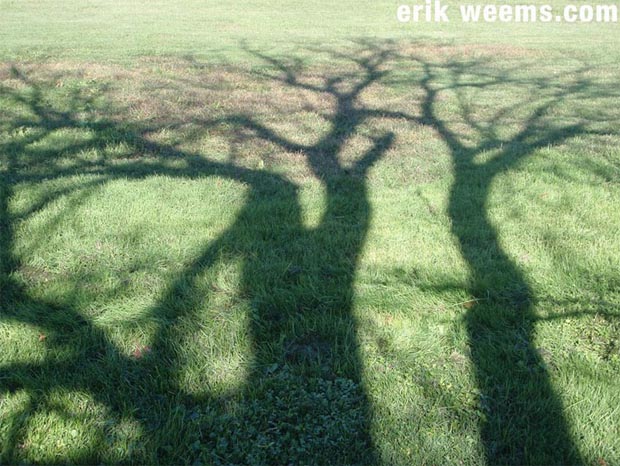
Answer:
1, 41, 619, 464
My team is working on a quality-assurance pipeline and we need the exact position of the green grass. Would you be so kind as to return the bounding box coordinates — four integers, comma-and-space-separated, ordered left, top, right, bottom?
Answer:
1, 2, 620, 465
1, 0, 619, 62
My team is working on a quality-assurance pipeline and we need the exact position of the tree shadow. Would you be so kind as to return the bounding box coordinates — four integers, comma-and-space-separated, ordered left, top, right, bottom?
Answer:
1, 41, 618, 464
1, 44, 396, 464
408, 51, 618, 464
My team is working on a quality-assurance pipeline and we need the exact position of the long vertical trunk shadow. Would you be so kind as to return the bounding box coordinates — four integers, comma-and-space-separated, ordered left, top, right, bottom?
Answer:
230, 134, 393, 465
450, 159, 582, 465
417, 56, 590, 463
403, 52, 595, 463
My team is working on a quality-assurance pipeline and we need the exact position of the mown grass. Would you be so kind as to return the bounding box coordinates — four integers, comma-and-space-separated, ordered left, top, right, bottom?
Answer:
1, 0, 618, 63
1, 2, 620, 465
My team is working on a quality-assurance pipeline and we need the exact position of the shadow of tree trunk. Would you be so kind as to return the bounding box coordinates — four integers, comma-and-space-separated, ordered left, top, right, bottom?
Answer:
450, 157, 583, 464
428, 67, 589, 465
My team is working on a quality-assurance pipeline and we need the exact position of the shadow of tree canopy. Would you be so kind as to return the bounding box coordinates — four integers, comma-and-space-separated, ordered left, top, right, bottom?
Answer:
1, 41, 619, 464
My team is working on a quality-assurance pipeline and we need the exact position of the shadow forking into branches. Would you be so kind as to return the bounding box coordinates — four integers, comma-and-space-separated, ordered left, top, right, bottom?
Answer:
1, 44, 393, 465
0, 42, 617, 464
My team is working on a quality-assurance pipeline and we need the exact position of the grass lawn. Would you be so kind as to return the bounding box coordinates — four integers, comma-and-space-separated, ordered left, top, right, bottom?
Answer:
1, 1, 619, 464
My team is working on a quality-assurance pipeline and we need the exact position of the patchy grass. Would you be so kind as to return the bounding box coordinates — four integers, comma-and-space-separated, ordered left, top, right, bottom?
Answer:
1, 4, 620, 465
